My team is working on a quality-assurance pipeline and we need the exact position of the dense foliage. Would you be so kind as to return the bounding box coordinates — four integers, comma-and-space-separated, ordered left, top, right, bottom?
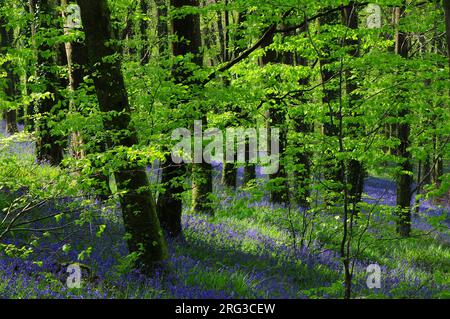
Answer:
0, 0, 449, 299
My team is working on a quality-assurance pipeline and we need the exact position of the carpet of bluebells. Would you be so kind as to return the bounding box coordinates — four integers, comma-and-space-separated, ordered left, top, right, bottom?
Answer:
0, 121, 449, 299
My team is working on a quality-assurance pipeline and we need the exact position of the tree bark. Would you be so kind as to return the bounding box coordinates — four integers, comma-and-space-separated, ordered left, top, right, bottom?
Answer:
219, 0, 236, 189
61, 0, 111, 199
168, 0, 212, 215
231, 11, 256, 185
0, 20, 19, 135
140, 0, 150, 64
61, 0, 86, 159
33, 0, 66, 166
156, 0, 169, 56
158, 0, 208, 235
440, 0, 450, 188
342, 2, 365, 211
292, 31, 312, 208
260, 29, 289, 204
319, 11, 344, 194
158, 154, 185, 236
77, 0, 168, 268
394, 5, 412, 238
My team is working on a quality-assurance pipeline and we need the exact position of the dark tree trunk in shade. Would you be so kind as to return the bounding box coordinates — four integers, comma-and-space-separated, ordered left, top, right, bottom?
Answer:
156, 0, 169, 56
33, 0, 66, 166
192, 155, 214, 215
233, 11, 256, 185
170, 0, 202, 69
440, 0, 450, 188
219, 1, 236, 189
24, 0, 37, 132
222, 162, 236, 188
444, 0, 450, 80
243, 145, 256, 185
140, 0, 150, 64
170, 0, 212, 215
292, 51, 312, 208
342, 2, 365, 211
319, 14, 344, 203
191, 111, 213, 214
157, 154, 185, 236
62, 0, 86, 159
158, 0, 210, 235
340, 2, 364, 300
62, 0, 111, 199
260, 32, 289, 204
267, 102, 289, 204
292, 115, 311, 207
394, 5, 412, 238
0, 22, 19, 135
216, 1, 225, 63
157, 0, 191, 235
319, 12, 344, 191
4, 110, 18, 135
77, 0, 168, 268
432, 135, 444, 186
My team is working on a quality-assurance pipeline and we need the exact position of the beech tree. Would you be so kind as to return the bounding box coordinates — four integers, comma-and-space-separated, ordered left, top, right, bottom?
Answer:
33, 0, 67, 165
0, 16, 19, 135
393, 4, 413, 238
77, 0, 167, 268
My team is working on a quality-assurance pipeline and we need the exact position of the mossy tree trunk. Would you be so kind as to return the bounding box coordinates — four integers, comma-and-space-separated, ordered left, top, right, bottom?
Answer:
0, 20, 19, 135
61, 0, 111, 199
342, 2, 365, 212
168, 0, 213, 215
394, 5, 412, 238
292, 34, 312, 208
77, 0, 167, 268
156, 0, 169, 56
33, 0, 66, 165
260, 33, 289, 204
319, 11, 345, 196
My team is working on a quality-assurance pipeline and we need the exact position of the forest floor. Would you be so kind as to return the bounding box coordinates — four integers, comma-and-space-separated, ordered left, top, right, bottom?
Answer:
0, 122, 449, 299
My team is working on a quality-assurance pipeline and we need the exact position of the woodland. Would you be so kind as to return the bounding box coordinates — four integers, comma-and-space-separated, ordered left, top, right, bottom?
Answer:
0, 0, 449, 299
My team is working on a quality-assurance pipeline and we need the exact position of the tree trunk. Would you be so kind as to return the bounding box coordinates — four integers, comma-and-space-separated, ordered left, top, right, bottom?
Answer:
158, 0, 208, 234
61, 0, 85, 159
222, 162, 236, 188
243, 147, 256, 185
438, 0, 450, 188
0, 20, 19, 135
292, 47, 312, 208
33, 0, 66, 166
260, 30, 288, 204
268, 101, 289, 204
157, 154, 185, 236
342, 2, 365, 211
444, 0, 450, 79
156, 0, 169, 56
432, 134, 444, 186
77, 0, 168, 268
61, 0, 111, 199
394, 5, 412, 238
140, 0, 150, 64
319, 11, 344, 194
192, 156, 214, 214
219, 1, 236, 189
24, 0, 37, 132
169, 0, 212, 215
